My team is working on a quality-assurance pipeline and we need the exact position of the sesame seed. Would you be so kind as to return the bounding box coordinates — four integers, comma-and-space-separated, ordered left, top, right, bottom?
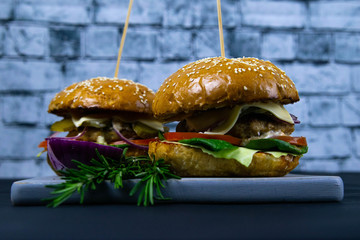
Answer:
244, 86, 248, 91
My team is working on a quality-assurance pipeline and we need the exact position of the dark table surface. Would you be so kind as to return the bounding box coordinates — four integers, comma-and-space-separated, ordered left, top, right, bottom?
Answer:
1, 173, 359, 240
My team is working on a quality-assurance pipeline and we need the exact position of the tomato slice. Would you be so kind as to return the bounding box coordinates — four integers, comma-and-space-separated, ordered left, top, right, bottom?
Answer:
164, 132, 243, 146
38, 140, 48, 150
164, 132, 307, 147
110, 138, 157, 146
271, 136, 307, 146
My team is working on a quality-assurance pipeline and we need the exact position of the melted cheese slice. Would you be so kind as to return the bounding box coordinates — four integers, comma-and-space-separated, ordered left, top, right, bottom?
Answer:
72, 115, 164, 131
72, 115, 108, 128
137, 119, 164, 132
203, 105, 242, 135
250, 103, 293, 124
204, 102, 294, 135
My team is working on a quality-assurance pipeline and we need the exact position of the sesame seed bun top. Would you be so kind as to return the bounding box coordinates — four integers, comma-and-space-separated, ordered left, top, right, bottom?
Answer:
152, 57, 299, 121
48, 77, 155, 117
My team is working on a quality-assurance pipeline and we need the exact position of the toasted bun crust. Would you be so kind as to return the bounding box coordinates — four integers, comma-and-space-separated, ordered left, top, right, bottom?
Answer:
48, 77, 155, 117
153, 57, 299, 121
149, 141, 300, 177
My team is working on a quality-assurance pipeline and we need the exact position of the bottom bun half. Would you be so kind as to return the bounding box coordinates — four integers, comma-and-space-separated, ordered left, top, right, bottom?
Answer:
148, 141, 300, 177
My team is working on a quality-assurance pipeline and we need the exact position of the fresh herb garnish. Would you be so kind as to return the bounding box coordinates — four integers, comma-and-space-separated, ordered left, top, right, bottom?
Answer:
44, 148, 180, 207
158, 131, 166, 140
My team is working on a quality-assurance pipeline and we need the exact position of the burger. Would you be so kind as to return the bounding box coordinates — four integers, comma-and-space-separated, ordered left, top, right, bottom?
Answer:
149, 57, 308, 177
39, 77, 164, 173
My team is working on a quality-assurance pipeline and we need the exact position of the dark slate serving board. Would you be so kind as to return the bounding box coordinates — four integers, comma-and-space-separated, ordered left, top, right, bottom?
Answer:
11, 174, 344, 205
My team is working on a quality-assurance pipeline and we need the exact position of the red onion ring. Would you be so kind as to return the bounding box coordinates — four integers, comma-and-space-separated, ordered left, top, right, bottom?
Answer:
65, 126, 88, 139
112, 122, 149, 151
48, 127, 88, 140
47, 139, 67, 171
290, 114, 300, 124
49, 131, 61, 138
46, 137, 124, 171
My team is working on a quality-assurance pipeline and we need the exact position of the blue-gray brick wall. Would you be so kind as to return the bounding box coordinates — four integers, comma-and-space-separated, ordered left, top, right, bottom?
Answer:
1, 0, 360, 178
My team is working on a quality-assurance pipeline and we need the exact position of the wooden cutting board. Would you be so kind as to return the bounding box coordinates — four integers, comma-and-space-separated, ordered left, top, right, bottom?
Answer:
11, 174, 344, 205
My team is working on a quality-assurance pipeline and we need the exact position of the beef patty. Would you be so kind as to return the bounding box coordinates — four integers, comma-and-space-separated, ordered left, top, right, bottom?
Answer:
177, 113, 294, 141
228, 113, 294, 140
68, 122, 138, 143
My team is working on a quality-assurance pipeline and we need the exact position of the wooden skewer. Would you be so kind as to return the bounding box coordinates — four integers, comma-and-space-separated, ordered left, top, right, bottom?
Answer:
217, 0, 225, 57
114, 0, 134, 79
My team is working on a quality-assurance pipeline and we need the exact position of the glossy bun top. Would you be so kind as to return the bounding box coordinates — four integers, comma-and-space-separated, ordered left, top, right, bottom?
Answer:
49, 77, 155, 117
152, 57, 299, 121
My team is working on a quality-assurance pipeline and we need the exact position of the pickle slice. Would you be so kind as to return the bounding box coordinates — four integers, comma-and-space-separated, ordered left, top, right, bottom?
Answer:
132, 122, 158, 138
51, 118, 76, 132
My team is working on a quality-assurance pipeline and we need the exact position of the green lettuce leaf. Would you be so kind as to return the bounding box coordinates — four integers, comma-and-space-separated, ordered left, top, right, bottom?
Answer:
245, 138, 308, 155
179, 138, 237, 152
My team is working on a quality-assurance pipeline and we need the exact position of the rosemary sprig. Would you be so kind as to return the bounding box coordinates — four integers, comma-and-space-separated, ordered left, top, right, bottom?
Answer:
44, 148, 180, 207
130, 159, 180, 206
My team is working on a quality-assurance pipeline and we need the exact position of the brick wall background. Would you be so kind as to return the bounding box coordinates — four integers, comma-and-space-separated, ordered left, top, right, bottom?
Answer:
0, 0, 360, 178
